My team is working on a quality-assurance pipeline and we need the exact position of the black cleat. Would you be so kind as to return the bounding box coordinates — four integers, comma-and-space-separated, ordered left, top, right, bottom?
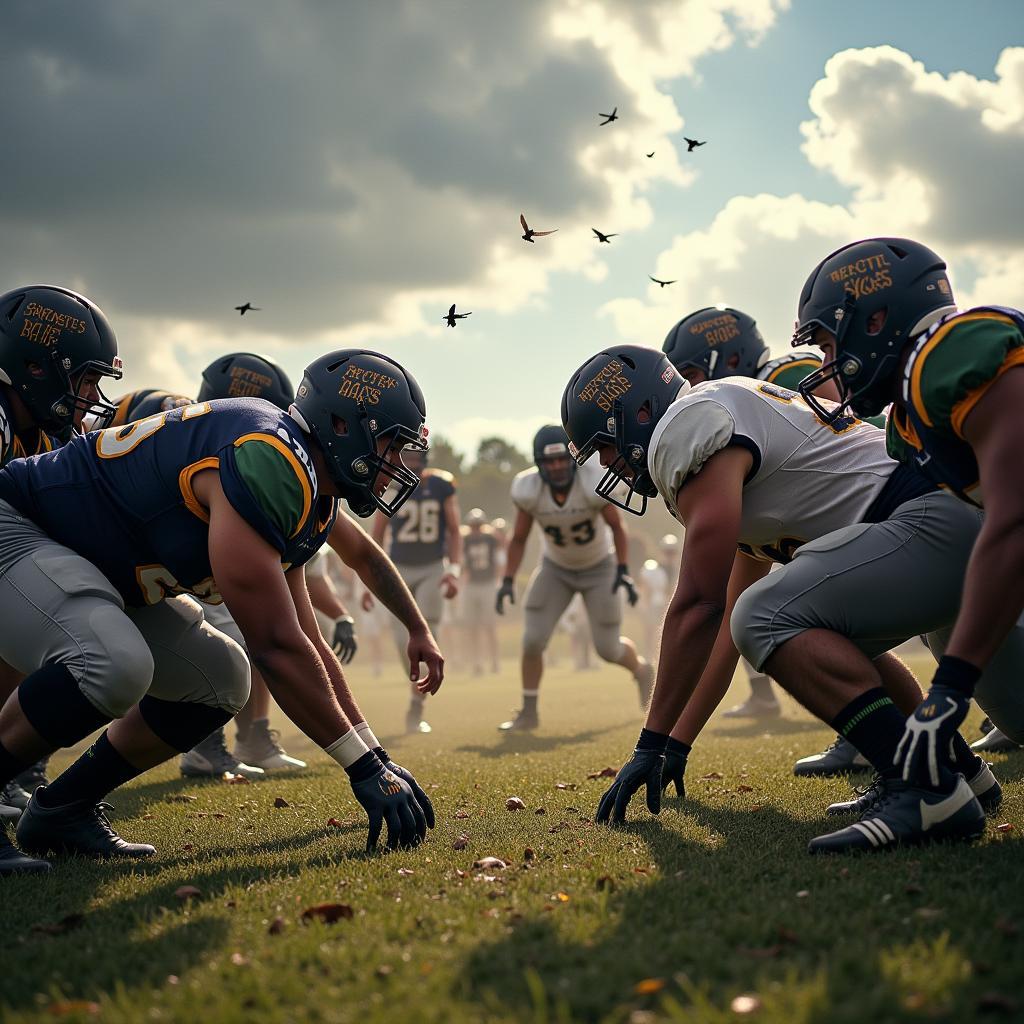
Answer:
17, 791, 156, 860
0, 830, 51, 874
809, 776, 985, 854
498, 707, 539, 732
14, 757, 51, 792
794, 735, 870, 777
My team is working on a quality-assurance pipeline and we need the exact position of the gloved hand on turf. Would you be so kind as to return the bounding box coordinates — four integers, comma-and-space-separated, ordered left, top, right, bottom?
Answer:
595, 729, 668, 825
346, 751, 427, 852
612, 563, 639, 607
496, 576, 515, 615
373, 746, 435, 829
661, 737, 690, 798
895, 683, 971, 788
332, 616, 358, 664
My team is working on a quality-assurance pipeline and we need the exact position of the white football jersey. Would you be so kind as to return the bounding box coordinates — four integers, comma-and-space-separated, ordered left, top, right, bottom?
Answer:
511, 460, 612, 570
648, 377, 896, 562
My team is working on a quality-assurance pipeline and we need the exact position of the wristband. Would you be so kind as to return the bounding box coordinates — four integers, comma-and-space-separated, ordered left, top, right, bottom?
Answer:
502, 575, 513, 587
636, 727, 670, 753
933, 655, 982, 698
617, 563, 629, 574
337, 615, 355, 626
354, 721, 380, 750
324, 728, 370, 769
345, 750, 384, 782
446, 564, 461, 579
666, 737, 692, 759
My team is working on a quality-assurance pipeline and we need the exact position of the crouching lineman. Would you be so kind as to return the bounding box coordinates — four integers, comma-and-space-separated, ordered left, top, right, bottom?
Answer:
766, 236, 1024, 847
495, 424, 652, 731
0, 348, 441, 873
561, 344, 1018, 853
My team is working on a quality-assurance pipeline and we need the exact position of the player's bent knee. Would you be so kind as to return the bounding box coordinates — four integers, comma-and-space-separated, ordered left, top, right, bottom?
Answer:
79, 604, 155, 718
203, 634, 251, 714
594, 634, 625, 663
730, 583, 780, 673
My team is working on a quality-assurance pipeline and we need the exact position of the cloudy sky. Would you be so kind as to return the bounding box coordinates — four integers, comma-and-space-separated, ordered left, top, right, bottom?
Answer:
3, 1, 1021, 455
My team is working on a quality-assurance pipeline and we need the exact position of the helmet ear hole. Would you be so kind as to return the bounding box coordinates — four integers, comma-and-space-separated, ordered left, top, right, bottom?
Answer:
637, 400, 652, 425
727, 353, 740, 369
332, 415, 349, 436
866, 308, 888, 336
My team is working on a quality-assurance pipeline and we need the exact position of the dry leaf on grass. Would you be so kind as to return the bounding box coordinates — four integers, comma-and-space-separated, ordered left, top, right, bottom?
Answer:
473, 856, 507, 870
165, 795, 197, 804
268, 917, 286, 935
327, 817, 344, 828
523, 847, 536, 862
227, 775, 250, 785
230, 952, 248, 966
996, 822, 1014, 833
452, 834, 470, 850
30, 914, 85, 937
47, 1000, 101, 1017
534, 807, 546, 815
301, 903, 354, 924
505, 797, 526, 811
273, 797, 290, 808
174, 886, 202, 901
397, 868, 415, 876
700, 771, 723, 780
587, 767, 618, 780
730, 994, 762, 1014
551, 892, 570, 902
455, 810, 471, 819
555, 782, 577, 791
633, 978, 665, 995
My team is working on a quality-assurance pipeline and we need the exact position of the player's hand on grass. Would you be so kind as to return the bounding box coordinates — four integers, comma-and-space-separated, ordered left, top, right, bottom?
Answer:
495, 576, 515, 615
332, 617, 358, 664
373, 748, 435, 829
612, 563, 639, 606
347, 752, 427, 852
661, 738, 689, 798
595, 730, 668, 824
895, 684, 970, 787
407, 627, 444, 695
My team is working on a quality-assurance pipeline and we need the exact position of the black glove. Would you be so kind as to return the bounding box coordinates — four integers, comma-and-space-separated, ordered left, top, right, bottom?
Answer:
661, 737, 690, 798
613, 563, 639, 607
496, 576, 515, 615
346, 751, 427, 852
373, 746, 435, 829
332, 617, 358, 665
595, 729, 668, 825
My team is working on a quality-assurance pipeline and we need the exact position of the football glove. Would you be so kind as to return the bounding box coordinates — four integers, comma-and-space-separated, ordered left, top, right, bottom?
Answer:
496, 576, 515, 615
661, 738, 689, 798
373, 747, 435, 829
613, 564, 639, 607
346, 752, 427, 852
332, 617, 358, 665
894, 683, 971, 788
595, 733, 667, 825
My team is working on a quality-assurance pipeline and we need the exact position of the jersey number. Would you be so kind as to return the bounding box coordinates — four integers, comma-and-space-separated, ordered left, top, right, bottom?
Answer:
396, 499, 440, 544
544, 519, 596, 547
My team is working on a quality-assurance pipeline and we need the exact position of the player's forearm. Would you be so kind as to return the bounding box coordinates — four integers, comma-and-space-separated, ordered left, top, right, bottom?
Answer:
307, 574, 349, 620
311, 630, 366, 726
610, 523, 629, 565
504, 537, 526, 579
671, 615, 741, 744
358, 544, 429, 634
944, 517, 1024, 669
445, 527, 463, 568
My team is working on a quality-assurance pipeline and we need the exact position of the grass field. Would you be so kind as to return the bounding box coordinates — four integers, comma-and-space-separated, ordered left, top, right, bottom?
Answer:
3, 642, 1022, 1024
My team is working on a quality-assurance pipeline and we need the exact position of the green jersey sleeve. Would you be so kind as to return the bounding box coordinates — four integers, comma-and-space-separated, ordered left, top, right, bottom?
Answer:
231, 437, 308, 542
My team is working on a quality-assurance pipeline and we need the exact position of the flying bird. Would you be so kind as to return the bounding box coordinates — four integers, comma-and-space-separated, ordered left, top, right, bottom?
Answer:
684, 137, 706, 152
234, 302, 260, 316
649, 276, 676, 288
592, 229, 618, 244
598, 106, 618, 126
443, 303, 472, 328
520, 213, 558, 243
646, 151, 655, 158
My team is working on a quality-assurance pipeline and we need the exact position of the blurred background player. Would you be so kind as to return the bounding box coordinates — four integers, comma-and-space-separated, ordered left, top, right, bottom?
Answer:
638, 534, 680, 660
372, 448, 461, 733
461, 508, 501, 675
495, 424, 652, 731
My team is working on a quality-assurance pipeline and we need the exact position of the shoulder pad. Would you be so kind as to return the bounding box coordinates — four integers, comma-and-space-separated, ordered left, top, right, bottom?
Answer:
424, 468, 456, 485
510, 467, 541, 511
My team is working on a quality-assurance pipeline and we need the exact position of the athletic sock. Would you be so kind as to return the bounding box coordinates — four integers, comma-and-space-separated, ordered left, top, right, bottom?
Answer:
0, 739, 29, 790
522, 689, 539, 714
748, 674, 775, 702
37, 732, 139, 808
950, 732, 983, 779
830, 687, 906, 776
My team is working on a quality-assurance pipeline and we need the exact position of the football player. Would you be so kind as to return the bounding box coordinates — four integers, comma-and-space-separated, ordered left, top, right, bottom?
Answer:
661, 306, 878, 781
495, 424, 653, 731
0, 285, 124, 822
561, 344, 1011, 853
461, 508, 502, 675
638, 534, 680, 659
372, 449, 462, 733
775, 236, 1024, 847
0, 348, 440, 873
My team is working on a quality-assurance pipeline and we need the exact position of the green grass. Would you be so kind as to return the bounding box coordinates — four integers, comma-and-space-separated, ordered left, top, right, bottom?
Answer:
3, 643, 1022, 1024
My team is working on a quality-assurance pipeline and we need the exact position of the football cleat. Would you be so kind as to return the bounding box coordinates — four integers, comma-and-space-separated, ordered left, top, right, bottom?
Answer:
234, 719, 307, 771
722, 694, 782, 719
793, 735, 870, 777
498, 707, 539, 732
809, 775, 985, 854
634, 660, 655, 709
1, 780, 31, 811
0, 802, 22, 823
405, 705, 432, 735
17, 792, 155, 859
970, 726, 1020, 754
828, 761, 1002, 817
14, 757, 51, 792
0, 830, 50, 874
180, 728, 266, 780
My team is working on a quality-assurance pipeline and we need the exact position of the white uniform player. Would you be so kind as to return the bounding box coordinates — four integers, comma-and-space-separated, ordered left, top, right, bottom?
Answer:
495, 425, 653, 731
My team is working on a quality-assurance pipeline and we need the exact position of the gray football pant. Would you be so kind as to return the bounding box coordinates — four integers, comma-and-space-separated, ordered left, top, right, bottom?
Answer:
731, 491, 1024, 743
389, 560, 445, 656
522, 555, 625, 662
0, 500, 250, 720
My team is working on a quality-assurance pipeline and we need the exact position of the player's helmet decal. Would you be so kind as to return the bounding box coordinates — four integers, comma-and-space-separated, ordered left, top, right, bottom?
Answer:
662, 306, 769, 381
198, 352, 295, 411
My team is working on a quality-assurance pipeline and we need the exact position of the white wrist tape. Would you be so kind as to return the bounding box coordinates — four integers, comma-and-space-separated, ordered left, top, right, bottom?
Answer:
354, 721, 381, 751
324, 728, 371, 768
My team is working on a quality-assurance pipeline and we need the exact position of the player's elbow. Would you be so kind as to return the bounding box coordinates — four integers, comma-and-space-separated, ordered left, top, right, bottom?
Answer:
247, 624, 311, 682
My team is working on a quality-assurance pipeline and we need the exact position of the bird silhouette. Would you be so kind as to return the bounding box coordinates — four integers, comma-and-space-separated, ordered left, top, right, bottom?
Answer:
592, 229, 617, 244
649, 276, 676, 288
443, 303, 472, 328
234, 302, 261, 315
683, 137, 706, 152
520, 213, 558, 243
646, 151, 655, 158
598, 106, 618, 126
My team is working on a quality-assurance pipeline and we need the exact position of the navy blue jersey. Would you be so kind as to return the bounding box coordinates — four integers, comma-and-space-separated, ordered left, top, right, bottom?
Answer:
388, 469, 455, 566
109, 389, 194, 427
0, 390, 59, 469
0, 398, 337, 606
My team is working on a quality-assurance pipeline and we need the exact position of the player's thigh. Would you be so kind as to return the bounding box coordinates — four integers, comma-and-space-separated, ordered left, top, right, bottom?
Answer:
129, 596, 251, 713
0, 541, 153, 718
413, 561, 445, 624
522, 560, 575, 654
579, 559, 625, 660
201, 599, 247, 650
732, 492, 983, 671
